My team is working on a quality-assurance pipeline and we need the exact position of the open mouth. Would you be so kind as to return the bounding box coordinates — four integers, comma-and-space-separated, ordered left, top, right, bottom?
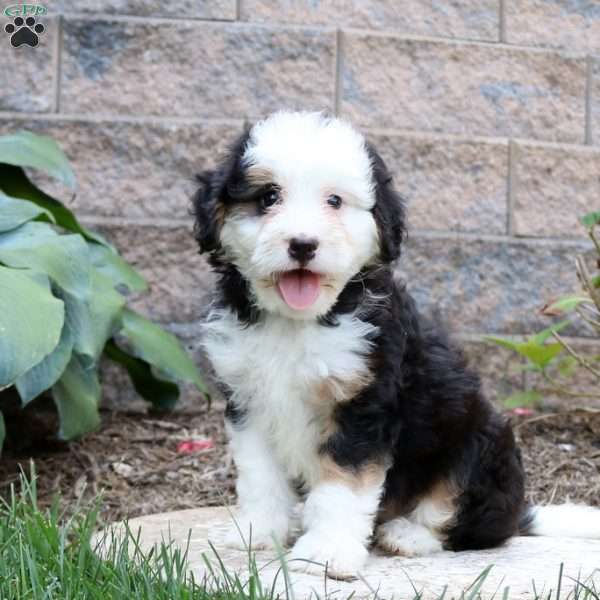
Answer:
277, 269, 321, 310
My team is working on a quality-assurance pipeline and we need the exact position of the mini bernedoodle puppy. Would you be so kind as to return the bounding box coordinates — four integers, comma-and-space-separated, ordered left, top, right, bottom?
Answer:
193, 111, 600, 579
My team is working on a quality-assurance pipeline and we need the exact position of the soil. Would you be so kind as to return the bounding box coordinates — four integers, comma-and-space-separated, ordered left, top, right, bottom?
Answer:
0, 402, 599, 525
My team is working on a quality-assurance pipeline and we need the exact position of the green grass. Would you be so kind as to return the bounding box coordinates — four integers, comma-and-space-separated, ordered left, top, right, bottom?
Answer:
0, 470, 598, 600
0, 469, 286, 599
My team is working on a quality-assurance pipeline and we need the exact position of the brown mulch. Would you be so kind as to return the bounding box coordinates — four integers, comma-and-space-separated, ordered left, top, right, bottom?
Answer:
517, 409, 600, 508
0, 404, 599, 524
0, 405, 236, 523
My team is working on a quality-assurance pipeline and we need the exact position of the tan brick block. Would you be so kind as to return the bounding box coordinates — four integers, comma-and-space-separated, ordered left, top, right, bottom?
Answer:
51, 1, 236, 19
341, 34, 586, 143
399, 235, 589, 335
505, 0, 600, 53
94, 224, 215, 325
61, 19, 336, 118
369, 133, 508, 234
511, 142, 600, 238
0, 15, 57, 112
0, 118, 243, 219
241, 0, 499, 40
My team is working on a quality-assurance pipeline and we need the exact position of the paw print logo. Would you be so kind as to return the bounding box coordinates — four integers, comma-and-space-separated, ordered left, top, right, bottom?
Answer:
4, 16, 45, 48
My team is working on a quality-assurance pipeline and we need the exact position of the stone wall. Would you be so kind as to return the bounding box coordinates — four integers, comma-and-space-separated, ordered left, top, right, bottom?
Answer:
2, 1, 599, 404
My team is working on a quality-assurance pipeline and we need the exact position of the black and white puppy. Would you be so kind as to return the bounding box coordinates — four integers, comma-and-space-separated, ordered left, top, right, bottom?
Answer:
193, 111, 600, 579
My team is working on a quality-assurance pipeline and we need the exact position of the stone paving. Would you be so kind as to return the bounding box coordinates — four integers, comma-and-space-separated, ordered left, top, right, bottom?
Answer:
116, 506, 600, 599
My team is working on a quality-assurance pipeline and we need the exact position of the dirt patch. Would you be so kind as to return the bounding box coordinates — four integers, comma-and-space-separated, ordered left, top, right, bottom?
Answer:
0, 405, 235, 524
0, 405, 598, 524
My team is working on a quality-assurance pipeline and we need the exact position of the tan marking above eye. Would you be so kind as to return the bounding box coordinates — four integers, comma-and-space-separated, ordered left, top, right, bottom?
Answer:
246, 167, 275, 187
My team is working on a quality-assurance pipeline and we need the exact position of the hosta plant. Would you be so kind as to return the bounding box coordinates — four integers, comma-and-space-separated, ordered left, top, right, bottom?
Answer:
0, 131, 207, 450
486, 211, 600, 408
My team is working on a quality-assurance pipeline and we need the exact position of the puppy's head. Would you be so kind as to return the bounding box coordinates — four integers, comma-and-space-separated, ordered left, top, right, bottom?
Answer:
194, 111, 404, 320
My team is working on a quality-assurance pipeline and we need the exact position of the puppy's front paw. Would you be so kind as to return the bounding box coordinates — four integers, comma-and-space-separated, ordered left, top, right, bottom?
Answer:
224, 514, 289, 550
288, 531, 367, 580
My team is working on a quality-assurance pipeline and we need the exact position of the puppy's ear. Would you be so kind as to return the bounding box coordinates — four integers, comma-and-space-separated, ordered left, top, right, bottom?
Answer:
192, 130, 251, 254
367, 143, 406, 263
192, 170, 222, 254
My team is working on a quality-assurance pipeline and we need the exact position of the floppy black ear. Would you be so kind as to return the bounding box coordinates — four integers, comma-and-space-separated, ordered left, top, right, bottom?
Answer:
366, 143, 406, 263
192, 130, 251, 255
192, 170, 221, 254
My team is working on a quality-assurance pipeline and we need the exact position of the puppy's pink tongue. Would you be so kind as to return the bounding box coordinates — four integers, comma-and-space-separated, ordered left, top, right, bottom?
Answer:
277, 270, 321, 310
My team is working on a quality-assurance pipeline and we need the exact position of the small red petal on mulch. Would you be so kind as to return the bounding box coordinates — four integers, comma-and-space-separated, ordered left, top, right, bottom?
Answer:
510, 407, 536, 417
176, 438, 215, 454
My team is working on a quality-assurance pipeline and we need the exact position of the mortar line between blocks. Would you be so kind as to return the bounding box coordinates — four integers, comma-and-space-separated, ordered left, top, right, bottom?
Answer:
334, 29, 343, 116
507, 140, 517, 236
52, 14, 63, 113
235, 0, 241, 21
456, 332, 597, 345
78, 215, 591, 248
585, 56, 593, 145
499, 0, 506, 43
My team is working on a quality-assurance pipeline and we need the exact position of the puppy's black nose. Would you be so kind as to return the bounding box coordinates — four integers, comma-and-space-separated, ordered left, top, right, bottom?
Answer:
288, 236, 319, 264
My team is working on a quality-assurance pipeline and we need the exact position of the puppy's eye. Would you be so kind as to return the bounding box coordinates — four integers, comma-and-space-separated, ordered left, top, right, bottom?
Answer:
327, 194, 342, 209
260, 188, 280, 211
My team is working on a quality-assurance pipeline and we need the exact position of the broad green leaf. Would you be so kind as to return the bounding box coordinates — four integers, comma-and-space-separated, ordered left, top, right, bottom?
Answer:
105, 341, 179, 410
87, 243, 147, 293
503, 390, 542, 409
0, 411, 5, 455
60, 271, 125, 364
532, 320, 570, 345
580, 211, 600, 229
0, 164, 110, 247
0, 222, 91, 298
0, 192, 54, 232
83, 271, 126, 360
0, 267, 64, 387
52, 353, 101, 439
541, 296, 591, 316
592, 275, 600, 289
515, 341, 564, 369
486, 329, 565, 369
119, 309, 208, 396
0, 131, 76, 189
15, 322, 74, 405
484, 336, 523, 353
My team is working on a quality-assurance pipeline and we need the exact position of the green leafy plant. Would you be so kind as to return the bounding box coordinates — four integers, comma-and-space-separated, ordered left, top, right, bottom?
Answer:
486, 211, 600, 408
0, 131, 208, 450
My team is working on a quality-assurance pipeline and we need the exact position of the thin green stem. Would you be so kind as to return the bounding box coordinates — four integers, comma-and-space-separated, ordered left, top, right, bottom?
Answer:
552, 332, 600, 380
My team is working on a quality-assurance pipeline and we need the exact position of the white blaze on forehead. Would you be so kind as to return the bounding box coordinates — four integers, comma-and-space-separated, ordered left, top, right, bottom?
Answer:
243, 111, 375, 209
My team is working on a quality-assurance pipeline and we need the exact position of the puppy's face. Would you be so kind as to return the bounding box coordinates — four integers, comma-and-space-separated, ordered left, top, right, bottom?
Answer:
195, 112, 404, 320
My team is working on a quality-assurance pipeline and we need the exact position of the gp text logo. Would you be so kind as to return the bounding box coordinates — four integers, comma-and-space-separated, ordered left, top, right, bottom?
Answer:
4, 4, 46, 17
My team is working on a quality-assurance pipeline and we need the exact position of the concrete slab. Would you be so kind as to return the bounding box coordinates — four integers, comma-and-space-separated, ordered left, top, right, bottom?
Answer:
109, 507, 600, 599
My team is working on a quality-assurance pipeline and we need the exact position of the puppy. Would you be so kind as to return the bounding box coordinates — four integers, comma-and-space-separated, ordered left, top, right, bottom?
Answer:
193, 111, 600, 579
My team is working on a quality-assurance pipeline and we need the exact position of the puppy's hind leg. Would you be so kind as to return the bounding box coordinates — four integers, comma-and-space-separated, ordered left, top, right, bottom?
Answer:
376, 480, 456, 557
376, 518, 443, 557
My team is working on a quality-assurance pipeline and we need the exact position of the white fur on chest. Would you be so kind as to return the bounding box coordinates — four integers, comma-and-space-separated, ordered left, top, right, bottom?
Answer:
203, 309, 377, 485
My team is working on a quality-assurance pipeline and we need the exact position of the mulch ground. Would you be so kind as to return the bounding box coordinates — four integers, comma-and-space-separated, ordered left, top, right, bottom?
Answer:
0, 403, 599, 524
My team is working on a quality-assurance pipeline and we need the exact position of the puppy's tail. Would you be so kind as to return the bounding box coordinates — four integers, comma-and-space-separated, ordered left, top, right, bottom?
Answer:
520, 504, 600, 539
